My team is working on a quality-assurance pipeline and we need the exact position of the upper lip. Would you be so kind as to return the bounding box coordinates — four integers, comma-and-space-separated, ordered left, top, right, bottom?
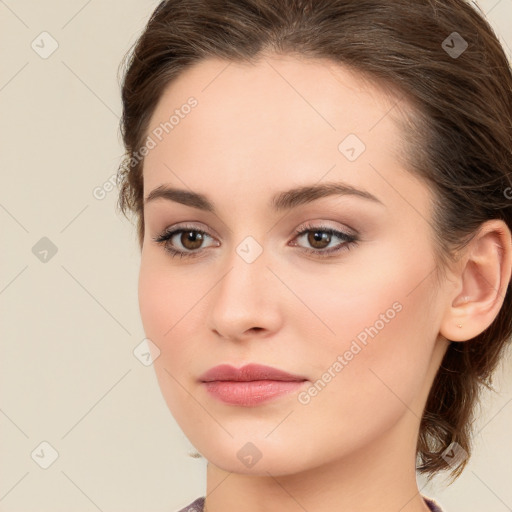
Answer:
199, 364, 307, 382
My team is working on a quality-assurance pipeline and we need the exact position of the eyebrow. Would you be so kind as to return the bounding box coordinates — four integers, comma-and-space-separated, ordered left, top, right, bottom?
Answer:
144, 181, 384, 212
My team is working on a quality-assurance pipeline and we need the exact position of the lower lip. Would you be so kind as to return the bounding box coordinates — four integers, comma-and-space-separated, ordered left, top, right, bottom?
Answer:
202, 380, 307, 406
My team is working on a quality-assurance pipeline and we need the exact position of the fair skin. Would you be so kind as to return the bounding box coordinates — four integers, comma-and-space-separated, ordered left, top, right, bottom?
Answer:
138, 54, 511, 512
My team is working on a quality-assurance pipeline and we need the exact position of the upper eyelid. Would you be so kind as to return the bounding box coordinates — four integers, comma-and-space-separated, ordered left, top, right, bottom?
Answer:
158, 223, 354, 247
158, 226, 356, 262
159, 221, 353, 238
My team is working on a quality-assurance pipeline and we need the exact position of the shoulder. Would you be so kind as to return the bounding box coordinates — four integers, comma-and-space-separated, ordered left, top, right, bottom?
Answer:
174, 496, 205, 512
423, 495, 445, 512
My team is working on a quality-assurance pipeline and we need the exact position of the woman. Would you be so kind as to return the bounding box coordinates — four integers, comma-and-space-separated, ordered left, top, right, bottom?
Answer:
116, 1, 512, 510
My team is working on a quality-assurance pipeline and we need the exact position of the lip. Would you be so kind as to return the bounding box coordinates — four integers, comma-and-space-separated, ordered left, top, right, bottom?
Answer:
199, 364, 308, 406
199, 363, 307, 382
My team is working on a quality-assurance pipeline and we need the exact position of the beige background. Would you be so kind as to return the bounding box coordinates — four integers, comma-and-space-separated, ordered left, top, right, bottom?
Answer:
0, 1, 511, 511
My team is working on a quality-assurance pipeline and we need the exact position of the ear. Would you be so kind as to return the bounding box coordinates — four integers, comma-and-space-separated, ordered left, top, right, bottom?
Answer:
439, 219, 512, 342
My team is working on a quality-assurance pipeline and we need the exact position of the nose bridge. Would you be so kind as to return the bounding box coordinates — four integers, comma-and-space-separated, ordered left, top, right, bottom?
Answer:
218, 233, 271, 306
208, 233, 282, 337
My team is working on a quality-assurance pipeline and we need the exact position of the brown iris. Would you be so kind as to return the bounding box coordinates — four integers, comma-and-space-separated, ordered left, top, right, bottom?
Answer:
307, 230, 331, 249
180, 230, 205, 250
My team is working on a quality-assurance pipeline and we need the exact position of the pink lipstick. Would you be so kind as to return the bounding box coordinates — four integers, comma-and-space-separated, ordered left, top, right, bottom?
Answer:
199, 363, 308, 406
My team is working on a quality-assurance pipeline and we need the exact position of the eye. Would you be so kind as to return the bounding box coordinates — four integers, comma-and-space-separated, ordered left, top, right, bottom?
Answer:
152, 224, 218, 259
153, 222, 359, 259
290, 223, 358, 257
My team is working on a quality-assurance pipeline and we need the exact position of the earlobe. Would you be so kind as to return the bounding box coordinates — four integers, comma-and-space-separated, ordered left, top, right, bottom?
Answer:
439, 220, 512, 343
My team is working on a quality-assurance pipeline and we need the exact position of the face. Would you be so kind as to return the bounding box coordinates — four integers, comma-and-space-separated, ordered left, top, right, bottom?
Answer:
138, 55, 450, 476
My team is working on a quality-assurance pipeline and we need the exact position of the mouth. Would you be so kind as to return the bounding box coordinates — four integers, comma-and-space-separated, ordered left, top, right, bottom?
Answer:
198, 363, 308, 406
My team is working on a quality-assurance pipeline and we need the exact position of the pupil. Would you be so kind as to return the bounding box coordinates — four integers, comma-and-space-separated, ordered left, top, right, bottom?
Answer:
183, 231, 203, 249
309, 230, 330, 248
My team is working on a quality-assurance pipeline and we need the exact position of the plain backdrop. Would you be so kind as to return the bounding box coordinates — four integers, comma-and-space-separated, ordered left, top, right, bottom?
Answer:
1, 1, 511, 511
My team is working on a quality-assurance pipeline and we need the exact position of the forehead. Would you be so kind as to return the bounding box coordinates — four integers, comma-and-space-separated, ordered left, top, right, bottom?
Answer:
142, 54, 415, 208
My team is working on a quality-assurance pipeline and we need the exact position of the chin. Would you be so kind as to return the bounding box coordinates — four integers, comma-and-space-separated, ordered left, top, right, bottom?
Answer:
196, 435, 326, 477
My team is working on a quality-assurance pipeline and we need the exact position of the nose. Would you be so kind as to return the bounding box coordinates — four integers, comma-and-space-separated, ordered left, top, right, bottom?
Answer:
207, 240, 283, 342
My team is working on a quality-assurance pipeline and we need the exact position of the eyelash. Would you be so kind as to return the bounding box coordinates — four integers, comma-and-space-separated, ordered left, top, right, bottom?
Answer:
152, 222, 358, 260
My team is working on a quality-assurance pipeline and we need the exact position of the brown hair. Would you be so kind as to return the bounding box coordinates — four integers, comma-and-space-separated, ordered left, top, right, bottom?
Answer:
116, 0, 512, 479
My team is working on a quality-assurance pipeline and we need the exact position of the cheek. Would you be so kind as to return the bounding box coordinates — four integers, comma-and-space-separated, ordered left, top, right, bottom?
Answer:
138, 262, 169, 343
138, 251, 200, 342
138, 256, 201, 415
293, 238, 438, 422
137, 254, 199, 386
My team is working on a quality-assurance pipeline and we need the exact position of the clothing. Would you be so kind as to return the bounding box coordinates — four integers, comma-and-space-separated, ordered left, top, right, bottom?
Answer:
175, 495, 445, 511
176, 497, 204, 512
423, 496, 445, 512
